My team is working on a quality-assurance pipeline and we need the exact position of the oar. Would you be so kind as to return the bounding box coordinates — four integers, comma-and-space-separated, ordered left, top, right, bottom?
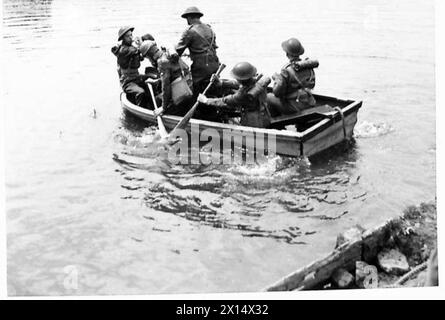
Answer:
147, 82, 169, 139
167, 63, 226, 142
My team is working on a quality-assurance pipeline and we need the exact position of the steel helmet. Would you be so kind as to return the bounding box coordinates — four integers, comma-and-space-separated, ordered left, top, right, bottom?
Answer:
231, 62, 257, 81
118, 26, 134, 41
281, 38, 305, 57
141, 33, 155, 41
181, 6, 203, 18
139, 40, 157, 56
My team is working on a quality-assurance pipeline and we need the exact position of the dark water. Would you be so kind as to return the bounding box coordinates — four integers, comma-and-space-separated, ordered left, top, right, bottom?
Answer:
3, 0, 435, 295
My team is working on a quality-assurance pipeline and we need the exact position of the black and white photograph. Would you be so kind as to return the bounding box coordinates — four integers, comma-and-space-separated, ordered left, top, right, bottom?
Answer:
1, 0, 441, 298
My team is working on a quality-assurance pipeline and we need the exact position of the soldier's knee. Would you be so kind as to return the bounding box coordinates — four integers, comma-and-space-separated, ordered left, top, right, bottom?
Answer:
124, 83, 143, 95
134, 86, 146, 96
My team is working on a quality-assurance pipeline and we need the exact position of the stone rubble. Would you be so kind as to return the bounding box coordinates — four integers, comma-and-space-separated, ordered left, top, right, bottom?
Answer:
355, 261, 378, 289
377, 248, 410, 275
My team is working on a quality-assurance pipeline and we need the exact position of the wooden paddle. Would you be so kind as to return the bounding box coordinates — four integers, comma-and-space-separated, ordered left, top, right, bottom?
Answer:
147, 82, 169, 139
167, 63, 226, 142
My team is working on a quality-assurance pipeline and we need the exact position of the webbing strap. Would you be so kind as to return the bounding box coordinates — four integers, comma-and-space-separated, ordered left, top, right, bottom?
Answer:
286, 64, 314, 102
191, 25, 216, 66
192, 25, 215, 53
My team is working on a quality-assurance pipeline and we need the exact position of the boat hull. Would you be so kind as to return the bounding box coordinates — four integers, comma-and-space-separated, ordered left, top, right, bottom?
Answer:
120, 92, 362, 158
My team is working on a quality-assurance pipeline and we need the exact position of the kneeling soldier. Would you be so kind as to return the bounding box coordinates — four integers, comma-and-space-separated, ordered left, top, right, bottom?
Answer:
267, 38, 318, 116
140, 40, 193, 116
197, 62, 271, 128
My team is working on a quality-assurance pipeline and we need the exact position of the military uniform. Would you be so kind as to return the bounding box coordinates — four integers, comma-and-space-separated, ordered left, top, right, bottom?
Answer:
155, 51, 192, 115
175, 22, 220, 94
112, 43, 150, 108
204, 79, 271, 128
267, 58, 316, 116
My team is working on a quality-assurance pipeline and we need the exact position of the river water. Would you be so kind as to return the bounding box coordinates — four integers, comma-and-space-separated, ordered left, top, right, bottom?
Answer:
2, 0, 435, 295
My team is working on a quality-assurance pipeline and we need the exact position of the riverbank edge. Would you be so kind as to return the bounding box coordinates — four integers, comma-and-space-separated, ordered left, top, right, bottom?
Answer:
379, 200, 437, 288
263, 200, 437, 291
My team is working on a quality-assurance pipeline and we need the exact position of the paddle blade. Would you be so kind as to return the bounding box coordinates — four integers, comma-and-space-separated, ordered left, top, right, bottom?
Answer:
157, 117, 169, 139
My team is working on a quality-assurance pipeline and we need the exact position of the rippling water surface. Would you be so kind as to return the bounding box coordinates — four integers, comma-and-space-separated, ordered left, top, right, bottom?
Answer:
2, 0, 435, 295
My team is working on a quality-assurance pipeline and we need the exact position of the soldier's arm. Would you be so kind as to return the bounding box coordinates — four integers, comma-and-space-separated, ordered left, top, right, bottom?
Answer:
272, 70, 288, 97
209, 25, 218, 50
111, 44, 120, 56
128, 45, 144, 61
202, 76, 239, 97
159, 60, 172, 109
175, 29, 192, 56
214, 34, 218, 49
204, 97, 228, 108
220, 79, 239, 90
210, 77, 239, 90
122, 45, 139, 56
205, 91, 243, 109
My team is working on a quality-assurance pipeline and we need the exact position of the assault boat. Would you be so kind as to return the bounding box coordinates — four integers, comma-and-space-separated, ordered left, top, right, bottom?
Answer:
120, 92, 362, 158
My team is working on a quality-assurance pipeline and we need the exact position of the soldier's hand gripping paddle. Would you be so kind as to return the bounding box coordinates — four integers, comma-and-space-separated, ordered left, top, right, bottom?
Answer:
166, 63, 226, 144
147, 83, 169, 139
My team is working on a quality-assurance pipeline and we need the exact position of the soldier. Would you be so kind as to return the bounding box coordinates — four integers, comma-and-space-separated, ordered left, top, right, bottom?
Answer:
111, 26, 150, 108
197, 62, 271, 128
175, 6, 220, 95
140, 40, 193, 116
267, 38, 318, 116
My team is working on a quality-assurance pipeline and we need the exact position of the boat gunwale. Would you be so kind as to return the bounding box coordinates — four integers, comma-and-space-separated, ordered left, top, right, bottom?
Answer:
300, 100, 362, 142
121, 92, 303, 138
120, 92, 362, 142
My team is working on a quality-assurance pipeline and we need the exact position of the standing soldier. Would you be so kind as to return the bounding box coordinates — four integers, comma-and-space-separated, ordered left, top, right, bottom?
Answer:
175, 6, 220, 95
267, 38, 319, 116
197, 62, 271, 128
111, 26, 150, 108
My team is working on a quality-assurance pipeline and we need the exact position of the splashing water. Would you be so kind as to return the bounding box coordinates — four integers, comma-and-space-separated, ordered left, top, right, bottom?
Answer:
354, 120, 395, 138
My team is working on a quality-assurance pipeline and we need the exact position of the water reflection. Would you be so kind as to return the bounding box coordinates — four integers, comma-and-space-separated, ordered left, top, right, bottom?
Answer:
119, 109, 148, 134
3, 0, 53, 51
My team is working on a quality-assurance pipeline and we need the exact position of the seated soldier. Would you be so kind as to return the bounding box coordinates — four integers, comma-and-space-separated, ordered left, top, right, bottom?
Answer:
197, 62, 271, 128
112, 33, 155, 79
111, 26, 151, 108
139, 40, 193, 116
267, 38, 318, 116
